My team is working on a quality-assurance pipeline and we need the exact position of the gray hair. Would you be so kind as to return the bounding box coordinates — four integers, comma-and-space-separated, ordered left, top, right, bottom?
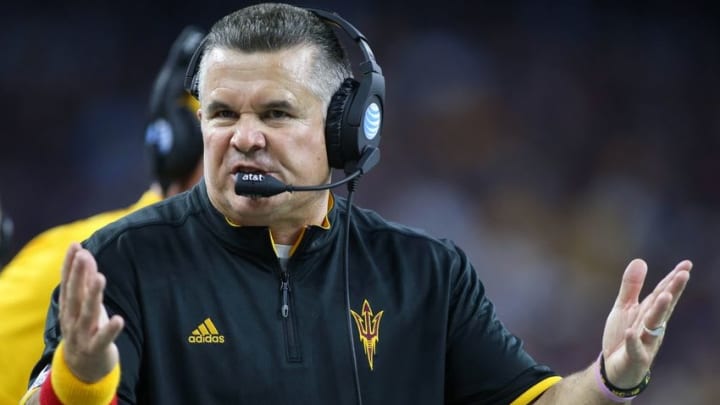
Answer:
197, 3, 352, 106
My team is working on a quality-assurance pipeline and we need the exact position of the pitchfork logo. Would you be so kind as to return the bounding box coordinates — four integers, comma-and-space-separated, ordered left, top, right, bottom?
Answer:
350, 299, 384, 370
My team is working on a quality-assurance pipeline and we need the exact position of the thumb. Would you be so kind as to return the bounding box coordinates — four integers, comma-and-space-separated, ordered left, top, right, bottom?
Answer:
614, 259, 647, 308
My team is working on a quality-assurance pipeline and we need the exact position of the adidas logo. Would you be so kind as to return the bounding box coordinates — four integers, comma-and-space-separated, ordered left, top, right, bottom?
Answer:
188, 317, 225, 344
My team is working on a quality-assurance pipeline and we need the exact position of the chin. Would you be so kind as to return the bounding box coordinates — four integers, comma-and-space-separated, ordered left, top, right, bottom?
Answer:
229, 191, 281, 211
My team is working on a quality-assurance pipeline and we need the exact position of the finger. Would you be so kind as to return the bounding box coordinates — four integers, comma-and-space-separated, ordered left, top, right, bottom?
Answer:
635, 261, 692, 329
623, 327, 655, 384
614, 259, 647, 308
89, 314, 125, 354
59, 243, 83, 312
651, 271, 690, 330
624, 327, 645, 363
649, 260, 691, 298
78, 272, 106, 337
674, 259, 693, 273
64, 248, 91, 325
61, 243, 82, 284
663, 261, 692, 316
642, 291, 672, 333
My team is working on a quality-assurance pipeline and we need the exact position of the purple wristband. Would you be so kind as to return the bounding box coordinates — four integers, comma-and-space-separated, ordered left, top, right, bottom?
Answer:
594, 353, 636, 403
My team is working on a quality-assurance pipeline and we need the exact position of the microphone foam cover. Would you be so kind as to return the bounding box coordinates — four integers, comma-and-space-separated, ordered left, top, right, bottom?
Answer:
234, 173, 288, 197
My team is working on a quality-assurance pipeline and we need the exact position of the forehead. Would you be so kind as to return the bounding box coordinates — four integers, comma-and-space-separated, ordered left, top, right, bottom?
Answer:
200, 45, 317, 100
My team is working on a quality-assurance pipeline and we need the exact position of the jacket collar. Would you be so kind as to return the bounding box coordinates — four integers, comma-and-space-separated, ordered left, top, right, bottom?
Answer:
192, 180, 341, 259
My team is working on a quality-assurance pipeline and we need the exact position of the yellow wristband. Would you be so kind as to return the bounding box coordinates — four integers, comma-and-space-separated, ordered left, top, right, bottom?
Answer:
50, 340, 120, 405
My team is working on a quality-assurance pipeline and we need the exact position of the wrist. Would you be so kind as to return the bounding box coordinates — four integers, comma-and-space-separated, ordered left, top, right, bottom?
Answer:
49, 340, 120, 405
594, 352, 650, 403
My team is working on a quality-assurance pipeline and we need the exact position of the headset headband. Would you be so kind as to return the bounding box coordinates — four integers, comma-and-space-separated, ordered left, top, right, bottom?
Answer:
184, 8, 383, 98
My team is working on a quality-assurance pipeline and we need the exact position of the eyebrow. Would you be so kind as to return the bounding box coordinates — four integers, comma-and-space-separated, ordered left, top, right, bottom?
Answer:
204, 99, 298, 114
205, 100, 233, 114
260, 100, 295, 111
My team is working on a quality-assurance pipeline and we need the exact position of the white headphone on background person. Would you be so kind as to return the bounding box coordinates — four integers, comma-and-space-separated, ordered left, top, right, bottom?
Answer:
0, 198, 13, 265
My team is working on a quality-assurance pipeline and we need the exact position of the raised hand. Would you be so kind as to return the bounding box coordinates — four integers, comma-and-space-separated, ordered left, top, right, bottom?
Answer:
58, 243, 125, 382
601, 258, 692, 388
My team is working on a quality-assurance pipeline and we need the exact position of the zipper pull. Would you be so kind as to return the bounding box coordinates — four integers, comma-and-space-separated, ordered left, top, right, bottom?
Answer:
280, 272, 290, 318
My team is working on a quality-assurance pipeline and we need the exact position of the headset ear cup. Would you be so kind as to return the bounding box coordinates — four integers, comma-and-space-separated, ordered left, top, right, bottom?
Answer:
145, 74, 203, 190
325, 78, 359, 169
162, 100, 203, 180
0, 209, 12, 264
146, 26, 205, 192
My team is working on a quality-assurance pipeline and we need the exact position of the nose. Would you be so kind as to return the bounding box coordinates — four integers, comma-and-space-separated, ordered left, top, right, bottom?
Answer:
230, 115, 267, 154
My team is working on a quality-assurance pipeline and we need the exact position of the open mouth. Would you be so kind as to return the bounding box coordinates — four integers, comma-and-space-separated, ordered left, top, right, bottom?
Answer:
232, 166, 267, 179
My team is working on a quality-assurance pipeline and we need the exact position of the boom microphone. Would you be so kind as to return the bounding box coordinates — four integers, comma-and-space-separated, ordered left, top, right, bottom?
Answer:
235, 147, 380, 197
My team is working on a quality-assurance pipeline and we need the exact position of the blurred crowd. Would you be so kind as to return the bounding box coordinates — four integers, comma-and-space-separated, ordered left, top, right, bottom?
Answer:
1, 1, 717, 403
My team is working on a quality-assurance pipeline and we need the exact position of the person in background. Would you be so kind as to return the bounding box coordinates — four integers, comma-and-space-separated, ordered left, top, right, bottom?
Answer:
24, 3, 692, 405
0, 25, 205, 405
0, 197, 13, 267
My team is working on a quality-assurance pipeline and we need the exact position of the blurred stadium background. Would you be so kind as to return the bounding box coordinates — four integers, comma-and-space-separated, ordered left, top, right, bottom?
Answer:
1, 1, 718, 403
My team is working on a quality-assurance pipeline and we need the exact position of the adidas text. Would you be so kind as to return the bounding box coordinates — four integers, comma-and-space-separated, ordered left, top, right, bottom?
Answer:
188, 335, 225, 344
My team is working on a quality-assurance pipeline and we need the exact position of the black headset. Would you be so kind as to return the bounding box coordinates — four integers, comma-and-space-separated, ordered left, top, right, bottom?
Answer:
145, 26, 206, 192
183, 8, 385, 175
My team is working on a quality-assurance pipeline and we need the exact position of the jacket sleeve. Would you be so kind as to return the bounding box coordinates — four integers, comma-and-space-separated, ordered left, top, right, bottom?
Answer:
85, 232, 144, 405
444, 243, 560, 405
27, 233, 143, 405
26, 286, 62, 390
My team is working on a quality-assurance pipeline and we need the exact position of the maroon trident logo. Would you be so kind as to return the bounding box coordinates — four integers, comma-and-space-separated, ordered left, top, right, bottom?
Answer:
350, 299, 384, 370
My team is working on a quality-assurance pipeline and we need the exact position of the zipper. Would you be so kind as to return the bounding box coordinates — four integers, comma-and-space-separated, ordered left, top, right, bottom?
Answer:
280, 272, 290, 318
279, 270, 302, 362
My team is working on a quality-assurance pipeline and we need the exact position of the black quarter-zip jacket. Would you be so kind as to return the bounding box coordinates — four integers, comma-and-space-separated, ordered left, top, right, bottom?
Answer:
30, 181, 557, 404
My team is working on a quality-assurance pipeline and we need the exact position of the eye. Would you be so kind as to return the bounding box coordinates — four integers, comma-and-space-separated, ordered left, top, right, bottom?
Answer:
214, 110, 237, 119
264, 110, 290, 120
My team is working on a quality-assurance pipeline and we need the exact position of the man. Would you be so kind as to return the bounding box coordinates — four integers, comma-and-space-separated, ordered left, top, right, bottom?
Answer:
0, 26, 205, 405
24, 4, 691, 405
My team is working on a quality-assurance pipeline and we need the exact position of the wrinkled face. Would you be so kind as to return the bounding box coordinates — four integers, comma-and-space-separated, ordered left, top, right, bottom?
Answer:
198, 45, 330, 226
